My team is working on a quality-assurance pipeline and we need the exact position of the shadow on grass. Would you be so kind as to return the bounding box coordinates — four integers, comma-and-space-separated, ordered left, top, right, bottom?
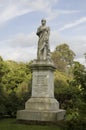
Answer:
0, 118, 62, 130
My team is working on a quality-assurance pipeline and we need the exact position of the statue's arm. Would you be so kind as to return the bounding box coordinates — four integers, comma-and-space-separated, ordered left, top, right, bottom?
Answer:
36, 26, 48, 36
36, 26, 42, 36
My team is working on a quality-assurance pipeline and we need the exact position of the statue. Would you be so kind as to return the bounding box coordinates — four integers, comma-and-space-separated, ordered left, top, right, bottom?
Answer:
17, 19, 66, 122
36, 19, 51, 60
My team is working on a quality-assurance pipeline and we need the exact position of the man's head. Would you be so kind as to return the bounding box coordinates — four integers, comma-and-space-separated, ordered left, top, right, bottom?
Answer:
41, 19, 46, 26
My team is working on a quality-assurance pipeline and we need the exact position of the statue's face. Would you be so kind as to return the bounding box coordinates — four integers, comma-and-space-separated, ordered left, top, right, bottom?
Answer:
41, 19, 46, 26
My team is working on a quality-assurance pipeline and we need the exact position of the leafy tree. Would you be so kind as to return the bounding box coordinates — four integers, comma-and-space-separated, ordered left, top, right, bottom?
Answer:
52, 43, 75, 72
5, 91, 30, 117
0, 85, 6, 118
0, 59, 32, 117
2, 61, 31, 93
0, 56, 8, 81
54, 70, 81, 109
55, 44, 75, 65
0, 56, 7, 117
71, 61, 86, 101
52, 51, 67, 72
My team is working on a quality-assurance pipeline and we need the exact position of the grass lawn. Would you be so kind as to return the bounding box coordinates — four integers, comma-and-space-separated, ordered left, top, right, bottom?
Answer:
0, 118, 62, 130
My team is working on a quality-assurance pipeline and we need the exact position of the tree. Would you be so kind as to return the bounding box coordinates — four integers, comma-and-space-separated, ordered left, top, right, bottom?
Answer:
52, 51, 67, 72
0, 85, 6, 118
0, 56, 7, 117
0, 59, 32, 117
52, 43, 75, 72
54, 70, 80, 110
71, 61, 86, 101
0, 56, 5, 81
2, 61, 31, 93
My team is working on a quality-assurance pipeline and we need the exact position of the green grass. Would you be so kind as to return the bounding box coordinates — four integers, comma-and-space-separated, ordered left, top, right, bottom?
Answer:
0, 118, 62, 130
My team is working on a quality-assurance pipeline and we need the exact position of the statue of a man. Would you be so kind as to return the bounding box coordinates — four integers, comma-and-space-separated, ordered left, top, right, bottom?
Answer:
36, 19, 50, 60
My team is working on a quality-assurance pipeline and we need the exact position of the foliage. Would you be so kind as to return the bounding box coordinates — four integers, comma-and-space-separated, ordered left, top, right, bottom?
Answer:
2, 61, 31, 93
5, 92, 20, 117
0, 85, 6, 118
54, 70, 81, 109
54, 59, 86, 122
0, 56, 7, 117
54, 69, 86, 130
51, 43, 75, 72
52, 51, 67, 72
55, 43, 75, 65
65, 108, 80, 121
64, 119, 86, 130
71, 61, 86, 101
0, 59, 32, 117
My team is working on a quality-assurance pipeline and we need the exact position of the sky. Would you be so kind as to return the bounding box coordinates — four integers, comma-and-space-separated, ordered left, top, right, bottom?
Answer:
0, 0, 86, 66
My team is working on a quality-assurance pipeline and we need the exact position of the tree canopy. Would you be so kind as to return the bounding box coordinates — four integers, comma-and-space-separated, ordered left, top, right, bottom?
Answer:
51, 43, 76, 72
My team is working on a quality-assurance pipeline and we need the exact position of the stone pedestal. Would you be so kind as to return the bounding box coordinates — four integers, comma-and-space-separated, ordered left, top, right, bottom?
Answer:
17, 60, 66, 121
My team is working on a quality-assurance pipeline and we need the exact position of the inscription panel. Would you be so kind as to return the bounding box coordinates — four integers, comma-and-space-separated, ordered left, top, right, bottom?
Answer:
32, 74, 48, 97
34, 75, 48, 86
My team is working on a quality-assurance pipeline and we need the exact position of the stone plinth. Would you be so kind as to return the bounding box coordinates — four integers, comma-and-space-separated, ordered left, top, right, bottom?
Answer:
31, 60, 56, 98
17, 60, 66, 121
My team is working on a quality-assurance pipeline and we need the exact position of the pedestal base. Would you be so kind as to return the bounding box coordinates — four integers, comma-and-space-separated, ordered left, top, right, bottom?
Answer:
25, 97, 59, 111
17, 110, 65, 122
17, 97, 66, 121
17, 60, 66, 122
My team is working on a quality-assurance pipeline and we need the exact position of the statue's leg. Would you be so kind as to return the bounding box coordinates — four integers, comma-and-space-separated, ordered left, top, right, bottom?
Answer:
46, 43, 51, 60
37, 47, 41, 60
43, 46, 47, 60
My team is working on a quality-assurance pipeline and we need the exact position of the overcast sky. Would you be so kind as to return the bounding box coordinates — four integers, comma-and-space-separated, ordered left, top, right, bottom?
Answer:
0, 0, 86, 65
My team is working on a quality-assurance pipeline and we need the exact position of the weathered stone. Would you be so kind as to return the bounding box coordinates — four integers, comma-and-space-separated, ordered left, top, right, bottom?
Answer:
17, 19, 66, 122
17, 110, 65, 121
25, 98, 59, 111
17, 60, 66, 121
31, 60, 55, 98
36, 19, 50, 60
